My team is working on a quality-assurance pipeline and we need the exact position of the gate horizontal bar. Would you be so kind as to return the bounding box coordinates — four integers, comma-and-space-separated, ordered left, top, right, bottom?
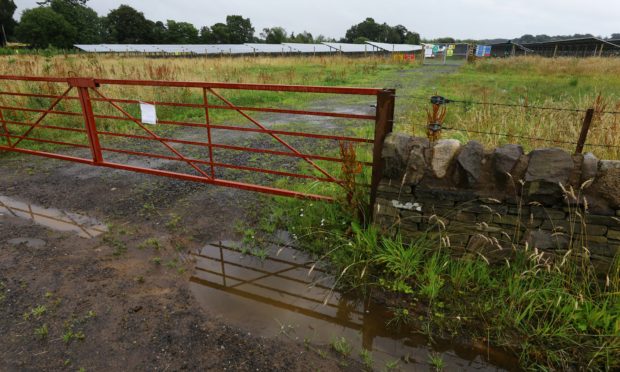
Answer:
0, 91, 376, 120
96, 130, 372, 166
0, 75, 382, 95
94, 114, 373, 144
0, 75, 395, 204
0, 143, 334, 201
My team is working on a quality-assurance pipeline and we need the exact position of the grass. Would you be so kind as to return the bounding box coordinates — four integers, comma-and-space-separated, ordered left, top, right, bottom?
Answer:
254, 135, 619, 370
138, 238, 161, 250
359, 348, 374, 369
2, 55, 620, 159
428, 352, 445, 371
330, 336, 352, 357
277, 187, 620, 370
34, 324, 48, 340
396, 56, 620, 159
3, 53, 620, 369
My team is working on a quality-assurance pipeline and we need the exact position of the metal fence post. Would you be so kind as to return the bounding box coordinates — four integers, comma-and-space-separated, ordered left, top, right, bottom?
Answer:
72, 78, 103, 164
575, 108, 595, 154
369, 89, 396, 220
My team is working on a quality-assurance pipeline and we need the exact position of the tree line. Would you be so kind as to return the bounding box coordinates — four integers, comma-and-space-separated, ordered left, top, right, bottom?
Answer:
0, 0, 422, 48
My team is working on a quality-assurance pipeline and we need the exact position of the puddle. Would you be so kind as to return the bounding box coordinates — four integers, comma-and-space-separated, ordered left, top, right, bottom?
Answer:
0, 195, 107, 238
190, 241, 518, 371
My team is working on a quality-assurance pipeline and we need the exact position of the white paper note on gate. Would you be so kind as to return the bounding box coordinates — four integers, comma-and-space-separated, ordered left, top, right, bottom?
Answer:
140, 102, 157, 125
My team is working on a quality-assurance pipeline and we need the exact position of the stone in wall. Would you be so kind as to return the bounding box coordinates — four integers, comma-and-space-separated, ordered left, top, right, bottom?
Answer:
581, 153, 599, 183
493, 144, 523, 181
404, 137, 429, 185
589, 162, 620, 210
382, 133, 415, 180
374, 134, 620, 275
457, 140, 484, 187
525, 148, 574, 205
431, 139, 461, 179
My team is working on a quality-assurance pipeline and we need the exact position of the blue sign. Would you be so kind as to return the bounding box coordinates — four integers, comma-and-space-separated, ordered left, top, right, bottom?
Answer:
475, 45, 492, 57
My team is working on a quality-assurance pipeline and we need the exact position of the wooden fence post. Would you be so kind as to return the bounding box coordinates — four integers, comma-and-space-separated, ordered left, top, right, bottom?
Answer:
575, 108, 595, 154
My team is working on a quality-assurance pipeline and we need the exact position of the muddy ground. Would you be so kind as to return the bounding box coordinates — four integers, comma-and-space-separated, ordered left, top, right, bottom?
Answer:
0, 152, 365, 371
0, 65, 458, 371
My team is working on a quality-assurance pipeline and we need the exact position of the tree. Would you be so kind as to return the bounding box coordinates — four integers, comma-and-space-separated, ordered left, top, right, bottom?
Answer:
611, 33, 620, 40
150, 21, 167, 43
405, 31, 420, 45
434, 37, 456, 43
344, 18, 420, 44
50, 0, 102, 43
225, 15, 254, 43
16, 7, 77, 48
345, 18, 383, 42
199, 26, 215, 43
210, 23, 229, 43
261, 27, 287, 44
165, 20, 198, 43
388, 25, 408, 43
103, 5, 152, 44
0, 0, 17, 44
315, 35, 334, 43
290, 31, 313, 44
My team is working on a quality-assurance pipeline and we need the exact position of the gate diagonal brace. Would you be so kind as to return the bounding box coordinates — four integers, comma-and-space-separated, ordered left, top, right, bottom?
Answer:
207, 88, 340, 184
10, 86, 74, 149
91, 88, 214, 180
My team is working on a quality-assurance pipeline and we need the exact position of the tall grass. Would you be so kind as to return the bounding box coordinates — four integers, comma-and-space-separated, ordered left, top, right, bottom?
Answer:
0, 54, 389, 157
299, 208, 619, 370
398, 56, 620, 159
267, 149, 619, 370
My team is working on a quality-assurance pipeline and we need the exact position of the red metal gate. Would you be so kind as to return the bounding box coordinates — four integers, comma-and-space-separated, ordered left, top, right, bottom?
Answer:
0, 75, 394, 205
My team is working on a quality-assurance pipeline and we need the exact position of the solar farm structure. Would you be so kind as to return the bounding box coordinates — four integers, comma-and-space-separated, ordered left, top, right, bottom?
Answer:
489, 37, 620, 57
75, 37, 620, 59
521, 38, 620, 57
74, 42, 420, 56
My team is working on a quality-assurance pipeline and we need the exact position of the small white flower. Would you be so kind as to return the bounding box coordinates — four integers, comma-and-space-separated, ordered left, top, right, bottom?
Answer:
299, 213, 304, 217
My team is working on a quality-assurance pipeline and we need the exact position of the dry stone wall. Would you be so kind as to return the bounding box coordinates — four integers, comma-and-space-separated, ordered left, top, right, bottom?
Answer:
374, 133, 620, 274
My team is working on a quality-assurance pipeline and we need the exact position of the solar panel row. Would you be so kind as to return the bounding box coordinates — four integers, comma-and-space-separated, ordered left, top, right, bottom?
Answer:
73, 42, 423, 55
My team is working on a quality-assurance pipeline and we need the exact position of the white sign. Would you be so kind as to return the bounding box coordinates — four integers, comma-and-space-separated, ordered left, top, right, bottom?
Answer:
140, 102, 157, 125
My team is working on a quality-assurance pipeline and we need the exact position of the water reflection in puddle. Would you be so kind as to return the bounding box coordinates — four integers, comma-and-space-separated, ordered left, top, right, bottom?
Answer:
0, 195, 107, 238
190, 241, 516, 371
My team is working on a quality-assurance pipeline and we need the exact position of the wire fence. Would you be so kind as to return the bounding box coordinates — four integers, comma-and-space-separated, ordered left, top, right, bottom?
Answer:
395, 94, 620, 115
396, 94, 620, 156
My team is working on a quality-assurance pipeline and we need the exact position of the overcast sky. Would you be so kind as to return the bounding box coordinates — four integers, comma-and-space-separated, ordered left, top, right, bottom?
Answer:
13, 0, 620, 40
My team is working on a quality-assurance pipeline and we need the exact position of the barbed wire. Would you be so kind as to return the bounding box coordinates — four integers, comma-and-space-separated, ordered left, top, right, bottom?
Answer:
400, 117, 580, 135
394, 94, 620, 115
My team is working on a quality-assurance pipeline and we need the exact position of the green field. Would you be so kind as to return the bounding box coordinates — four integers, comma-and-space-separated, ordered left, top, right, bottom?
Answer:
1, 54, 619, 370
1, 54, 620, 157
